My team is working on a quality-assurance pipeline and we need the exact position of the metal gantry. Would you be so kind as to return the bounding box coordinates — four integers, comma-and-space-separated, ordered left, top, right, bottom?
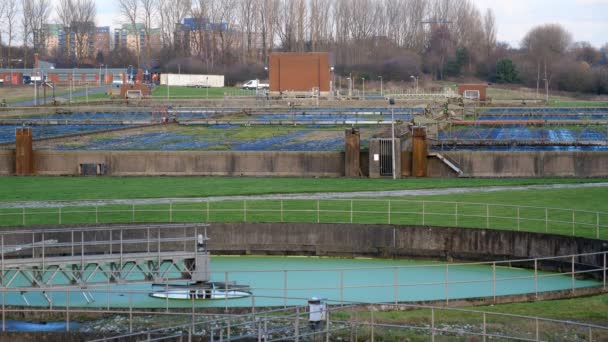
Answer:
0, 224, 210, 299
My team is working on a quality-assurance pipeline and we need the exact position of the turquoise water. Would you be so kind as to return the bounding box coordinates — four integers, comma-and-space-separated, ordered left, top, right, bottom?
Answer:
1, 256, 599, 308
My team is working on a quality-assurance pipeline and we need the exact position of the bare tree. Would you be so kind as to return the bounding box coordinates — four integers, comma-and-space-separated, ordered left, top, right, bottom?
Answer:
56, 0, 96, 64
0, 0, 6, 67
237, 0, 258, 62
4, 0, 20, 67
159, 0, 191, 48
24, 0, 51, 67
116, 0, 140, 67
482, 8, 496, 58
522, 24, 572, 97
140, 0, 157, 68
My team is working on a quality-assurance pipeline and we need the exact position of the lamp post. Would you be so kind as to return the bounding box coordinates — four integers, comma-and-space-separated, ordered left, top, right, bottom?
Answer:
410, 75, 418, 93
362, 77, 365, 100
98, 64, 103, 85
347, 77, 352, 98
378, 76, 383, 97
330, 66, 335, 98
70, 68, 74, 103
389, 98, 396, 180
543, 77, 549, 104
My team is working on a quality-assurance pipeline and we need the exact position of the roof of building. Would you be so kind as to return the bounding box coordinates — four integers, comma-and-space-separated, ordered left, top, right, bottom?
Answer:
179, 17, 228, 32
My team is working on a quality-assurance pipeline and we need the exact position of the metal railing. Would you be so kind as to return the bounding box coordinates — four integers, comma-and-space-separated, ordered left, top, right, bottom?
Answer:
91, 301, 608, 342
1, 251, 605, 306
2, 295, 604, 341
2, 199, 607, 240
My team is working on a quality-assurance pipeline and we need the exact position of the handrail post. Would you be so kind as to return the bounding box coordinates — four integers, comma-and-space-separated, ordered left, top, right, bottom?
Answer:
422, 201, 425, 225
340, 271, 344, 305
572, 210, 575, 236
482, 312, 487, 342
534, 258, 538, 299
317, 200, 320, 223
604, 252, 608, 290
431, 307, 435, 342
597, 212, 600, 239
486, 204, 489, 228
445, 264, 449, 305
571, 255, 575, 292
394, 267, 398, 305
492, 262, 496, 303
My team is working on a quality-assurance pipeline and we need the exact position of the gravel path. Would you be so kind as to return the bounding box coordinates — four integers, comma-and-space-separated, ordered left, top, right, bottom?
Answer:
1, 182, 607, 209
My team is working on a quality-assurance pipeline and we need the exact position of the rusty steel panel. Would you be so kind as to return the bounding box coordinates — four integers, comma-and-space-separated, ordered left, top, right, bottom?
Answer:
15, 127, 34, 175
345, 128, 361, 177
412, 126, 428, 177
269, 53, 330, 93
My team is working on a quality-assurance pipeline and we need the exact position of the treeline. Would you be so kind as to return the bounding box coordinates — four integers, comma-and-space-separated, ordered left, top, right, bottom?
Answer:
0, 0, 606, 94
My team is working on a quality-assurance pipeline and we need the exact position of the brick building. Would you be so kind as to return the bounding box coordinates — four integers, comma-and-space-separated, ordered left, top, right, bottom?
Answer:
114, 23, 161, 56
33, 24, 111, 63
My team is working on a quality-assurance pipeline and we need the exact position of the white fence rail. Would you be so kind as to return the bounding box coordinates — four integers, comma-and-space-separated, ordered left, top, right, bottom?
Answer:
1, 199, 607, 239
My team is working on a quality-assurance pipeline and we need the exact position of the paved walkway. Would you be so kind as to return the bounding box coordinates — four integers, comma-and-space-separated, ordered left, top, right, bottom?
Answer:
1, 182, 606, 209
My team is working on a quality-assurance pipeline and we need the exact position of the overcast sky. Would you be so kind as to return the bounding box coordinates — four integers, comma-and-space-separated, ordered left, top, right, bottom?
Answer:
94, 0, 607, 48
471, 0, 608, 48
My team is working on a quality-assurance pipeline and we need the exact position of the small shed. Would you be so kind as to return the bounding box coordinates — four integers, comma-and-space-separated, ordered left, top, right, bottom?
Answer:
120, 84, 151, 99
457, 84, 488, 101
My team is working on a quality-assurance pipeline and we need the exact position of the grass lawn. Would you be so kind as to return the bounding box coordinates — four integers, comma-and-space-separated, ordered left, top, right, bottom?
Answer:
70, 92, 113, 102
1, 177, 607, 239
0, 176, 604, 202
1, 86, 88, 104
549, 100, 608, 107
151, 86, 255, 98
0, 176, 606, 329
331, 293, 608, 338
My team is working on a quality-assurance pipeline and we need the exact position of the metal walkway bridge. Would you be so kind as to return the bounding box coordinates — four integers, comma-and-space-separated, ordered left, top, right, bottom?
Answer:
0, 224, 210, 299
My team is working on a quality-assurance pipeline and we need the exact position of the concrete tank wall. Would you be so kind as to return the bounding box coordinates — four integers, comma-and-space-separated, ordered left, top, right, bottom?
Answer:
32, 150, 345, 177
2, 150, 608, 177
438, 151, 608, 178
0, 149, 14, 175
204, 223, 607, 266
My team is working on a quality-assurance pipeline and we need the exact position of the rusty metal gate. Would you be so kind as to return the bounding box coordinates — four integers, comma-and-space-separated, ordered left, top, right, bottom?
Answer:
379, 138, 394, 177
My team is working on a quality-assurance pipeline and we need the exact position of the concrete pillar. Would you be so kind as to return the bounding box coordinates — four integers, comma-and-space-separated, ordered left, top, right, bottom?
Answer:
412, 126, 428, 177
192, 253, 211, 282
345, 128, 361, 177
15, 128, 34, 175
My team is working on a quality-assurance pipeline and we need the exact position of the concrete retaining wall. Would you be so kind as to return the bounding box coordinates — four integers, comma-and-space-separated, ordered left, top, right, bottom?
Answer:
438, 151, 608, 178
0, 149, 14, 175
31, 150, 345, 177
1, 150, 608, 177
204, 223, 607, 268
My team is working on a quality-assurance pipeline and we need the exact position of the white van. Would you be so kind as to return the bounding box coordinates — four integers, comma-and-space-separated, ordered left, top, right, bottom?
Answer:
241, 80, 269, 90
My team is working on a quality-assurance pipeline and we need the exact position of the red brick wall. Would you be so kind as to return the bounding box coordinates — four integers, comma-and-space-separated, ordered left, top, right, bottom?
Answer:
269, 53, 330, 93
